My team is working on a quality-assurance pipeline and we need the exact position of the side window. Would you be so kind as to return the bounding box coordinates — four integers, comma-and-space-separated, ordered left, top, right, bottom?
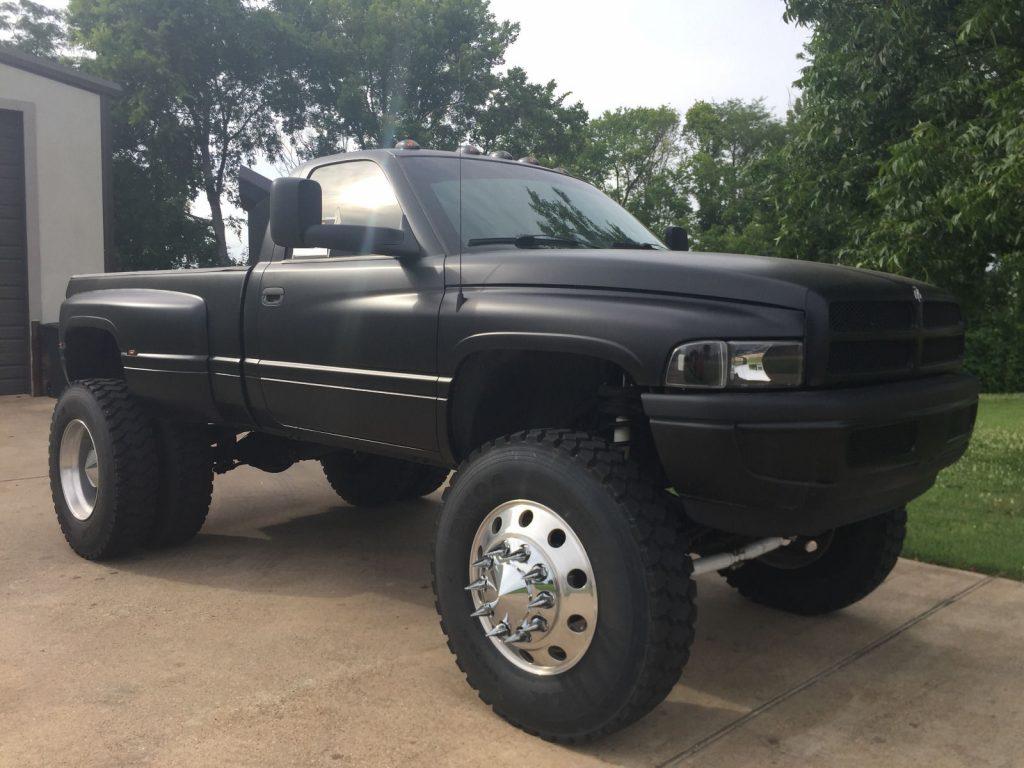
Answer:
291, 160, 403, 259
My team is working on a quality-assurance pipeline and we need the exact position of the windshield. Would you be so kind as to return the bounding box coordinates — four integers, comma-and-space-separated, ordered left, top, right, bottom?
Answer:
400, 156, 664, 252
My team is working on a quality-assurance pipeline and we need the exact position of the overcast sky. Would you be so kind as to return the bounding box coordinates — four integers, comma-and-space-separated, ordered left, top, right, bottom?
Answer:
489, 0, 810, 118
36, 0, 811, 255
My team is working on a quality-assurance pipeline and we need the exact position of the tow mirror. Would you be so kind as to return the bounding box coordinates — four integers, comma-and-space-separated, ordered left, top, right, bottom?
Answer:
270, 176, 420, 258
270, 177, 322, 248
665, 225, 689, 252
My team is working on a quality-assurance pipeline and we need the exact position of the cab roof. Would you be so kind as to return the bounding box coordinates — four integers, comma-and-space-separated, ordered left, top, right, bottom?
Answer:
292, 147, 567, 178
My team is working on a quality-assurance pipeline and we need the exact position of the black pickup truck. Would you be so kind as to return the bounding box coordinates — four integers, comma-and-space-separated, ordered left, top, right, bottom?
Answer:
48, 144, 977, 741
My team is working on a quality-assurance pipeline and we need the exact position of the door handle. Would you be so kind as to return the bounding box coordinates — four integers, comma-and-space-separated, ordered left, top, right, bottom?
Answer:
262, 287, 285, 306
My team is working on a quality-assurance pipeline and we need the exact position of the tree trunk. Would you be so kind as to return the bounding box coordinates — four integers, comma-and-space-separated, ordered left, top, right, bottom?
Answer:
205, 184, 230, 266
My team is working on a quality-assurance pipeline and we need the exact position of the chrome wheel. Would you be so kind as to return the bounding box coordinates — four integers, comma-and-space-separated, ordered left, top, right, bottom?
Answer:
467, 500, 597, 675
59, 419, 99, 521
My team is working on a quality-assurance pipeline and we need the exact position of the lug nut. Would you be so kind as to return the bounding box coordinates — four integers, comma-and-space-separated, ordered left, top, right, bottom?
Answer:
527, 592, 554, 610
522, 616, 548, 633
505, 545, 531, 563
485, 621, 510, 639
471, 555, 495, 569
503, 629, 531, 644
523, 564, 548, 584
804, 540, 819, 554
470, 602, 494, 618
464, 577, 490, 592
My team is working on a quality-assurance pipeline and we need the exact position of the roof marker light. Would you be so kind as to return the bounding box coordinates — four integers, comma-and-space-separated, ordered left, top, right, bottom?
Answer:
394, 138, 421, 150
489, 150, 513, 160
518, 155, 540, 165
458, 144, 484, 155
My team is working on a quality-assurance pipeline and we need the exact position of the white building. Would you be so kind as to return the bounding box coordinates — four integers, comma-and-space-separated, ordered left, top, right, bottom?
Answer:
0, 47, 119, 395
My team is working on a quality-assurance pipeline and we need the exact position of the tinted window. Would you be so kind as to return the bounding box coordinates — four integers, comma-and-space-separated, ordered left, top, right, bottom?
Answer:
292, 160, 403, 258
401, 156, 662, 252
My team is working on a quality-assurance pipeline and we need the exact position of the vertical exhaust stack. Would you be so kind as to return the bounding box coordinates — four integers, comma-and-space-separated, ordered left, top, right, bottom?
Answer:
239, 166, 273, 265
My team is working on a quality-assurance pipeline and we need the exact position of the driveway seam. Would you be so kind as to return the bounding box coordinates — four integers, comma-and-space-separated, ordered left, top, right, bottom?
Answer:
0, 474, 48, 483
658, 574, 996, 767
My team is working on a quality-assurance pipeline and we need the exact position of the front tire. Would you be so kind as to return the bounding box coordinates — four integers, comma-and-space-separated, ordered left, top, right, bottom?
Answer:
724, 508, 907, 615
433, 430, 696, 742
49, 379, 159, 560
320, 451, 449, 507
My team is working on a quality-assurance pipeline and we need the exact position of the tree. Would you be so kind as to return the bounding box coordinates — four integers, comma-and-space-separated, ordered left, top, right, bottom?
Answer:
70, 0, 288, 265
682, 99, 788, 254
574, 106, 690, 236
274, 0, 516, 154
468, 66, 589, 165
0, 0, 66, 59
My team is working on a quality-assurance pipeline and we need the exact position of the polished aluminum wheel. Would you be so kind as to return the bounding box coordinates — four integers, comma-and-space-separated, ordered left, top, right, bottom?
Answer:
467, 500, 597, 675
59, 419, 99, 521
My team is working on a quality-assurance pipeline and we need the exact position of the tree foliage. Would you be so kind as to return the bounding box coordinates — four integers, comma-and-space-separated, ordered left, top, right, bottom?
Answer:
0, 0, 65, 58
70, 0, 288, 265
682, 99, 788, 254
574, 106, 689, 237
468, 66, 588, 165
274, 0, 517, 154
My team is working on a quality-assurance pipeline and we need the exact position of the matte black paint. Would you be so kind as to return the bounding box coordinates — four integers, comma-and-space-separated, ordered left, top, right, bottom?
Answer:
59, 148, 978, 537
645, 373, 978, 535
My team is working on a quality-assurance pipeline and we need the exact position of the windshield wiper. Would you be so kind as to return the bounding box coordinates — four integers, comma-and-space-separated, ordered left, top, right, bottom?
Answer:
466, 234, 584, 249
611, 240, 660, 250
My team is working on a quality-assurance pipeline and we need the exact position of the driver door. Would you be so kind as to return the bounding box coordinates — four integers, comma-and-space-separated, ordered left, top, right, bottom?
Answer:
253, 159, 444, 453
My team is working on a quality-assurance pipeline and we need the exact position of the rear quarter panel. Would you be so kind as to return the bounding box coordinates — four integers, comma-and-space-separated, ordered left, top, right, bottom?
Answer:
62, 266, 254, 423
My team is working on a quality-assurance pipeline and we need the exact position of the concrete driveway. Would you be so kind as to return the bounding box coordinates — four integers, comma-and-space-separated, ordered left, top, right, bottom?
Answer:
1, 394, 1022, 767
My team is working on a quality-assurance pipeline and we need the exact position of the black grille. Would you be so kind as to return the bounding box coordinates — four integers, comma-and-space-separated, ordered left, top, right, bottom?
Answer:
830, 301, 915, 332
922, 335, 965, 365
824, 296, 965, 384
828, 340, 914, 376
923, 302, 962, 328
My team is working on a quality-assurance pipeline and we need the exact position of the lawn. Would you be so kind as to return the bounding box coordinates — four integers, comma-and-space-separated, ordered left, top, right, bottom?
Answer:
904, 394, 1024, 581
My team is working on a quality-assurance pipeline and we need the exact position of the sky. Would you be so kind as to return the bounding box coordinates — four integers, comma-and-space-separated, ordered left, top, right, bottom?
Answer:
487, 0, 810, 118
34, 0, 811, 255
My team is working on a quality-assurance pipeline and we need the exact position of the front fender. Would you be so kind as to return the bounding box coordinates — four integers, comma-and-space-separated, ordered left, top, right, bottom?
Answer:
439, 287, 806, 387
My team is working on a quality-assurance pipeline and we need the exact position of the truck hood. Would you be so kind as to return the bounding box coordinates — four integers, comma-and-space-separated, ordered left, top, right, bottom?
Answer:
458, 249, 937, 309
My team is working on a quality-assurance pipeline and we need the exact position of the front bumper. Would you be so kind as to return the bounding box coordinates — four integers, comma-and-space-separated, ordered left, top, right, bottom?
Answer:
643, 373, 979, 537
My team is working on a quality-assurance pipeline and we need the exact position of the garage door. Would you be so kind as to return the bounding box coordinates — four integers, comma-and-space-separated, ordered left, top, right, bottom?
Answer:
0, 109, 30, 395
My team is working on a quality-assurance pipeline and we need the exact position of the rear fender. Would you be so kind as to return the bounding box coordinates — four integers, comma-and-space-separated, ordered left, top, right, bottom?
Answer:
60, 289, 218, 420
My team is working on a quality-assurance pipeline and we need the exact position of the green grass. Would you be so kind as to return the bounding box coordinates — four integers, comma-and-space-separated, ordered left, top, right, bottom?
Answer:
904, 394, 1024, 581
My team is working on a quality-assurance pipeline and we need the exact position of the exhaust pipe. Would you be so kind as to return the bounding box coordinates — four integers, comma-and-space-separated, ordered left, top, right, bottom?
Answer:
690, 536, 793, 576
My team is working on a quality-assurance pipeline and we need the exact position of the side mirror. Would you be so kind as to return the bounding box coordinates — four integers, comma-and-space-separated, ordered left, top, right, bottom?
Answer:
270, 177, 322, 248
664, 225, 689, 252
269, 176, 420, 258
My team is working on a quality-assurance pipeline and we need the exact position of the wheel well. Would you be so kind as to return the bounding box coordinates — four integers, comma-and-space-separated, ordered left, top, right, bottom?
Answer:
447, 350, 644, 462
64, 327, 123, 381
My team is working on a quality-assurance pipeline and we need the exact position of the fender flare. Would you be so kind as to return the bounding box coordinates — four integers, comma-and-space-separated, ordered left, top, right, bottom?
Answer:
450, 331, 647, 386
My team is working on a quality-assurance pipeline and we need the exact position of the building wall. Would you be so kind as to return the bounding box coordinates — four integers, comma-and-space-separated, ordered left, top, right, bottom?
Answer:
0, 64, 105, 324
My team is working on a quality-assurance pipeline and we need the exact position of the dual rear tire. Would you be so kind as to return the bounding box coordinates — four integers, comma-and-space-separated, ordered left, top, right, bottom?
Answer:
49, 379, 213, 560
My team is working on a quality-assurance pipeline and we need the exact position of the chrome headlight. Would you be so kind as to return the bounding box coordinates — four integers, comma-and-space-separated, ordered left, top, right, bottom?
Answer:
666, 340, 803, 389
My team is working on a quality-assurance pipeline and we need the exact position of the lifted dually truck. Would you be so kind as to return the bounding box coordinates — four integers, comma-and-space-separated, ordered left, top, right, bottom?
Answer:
49, 144, 978, 742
